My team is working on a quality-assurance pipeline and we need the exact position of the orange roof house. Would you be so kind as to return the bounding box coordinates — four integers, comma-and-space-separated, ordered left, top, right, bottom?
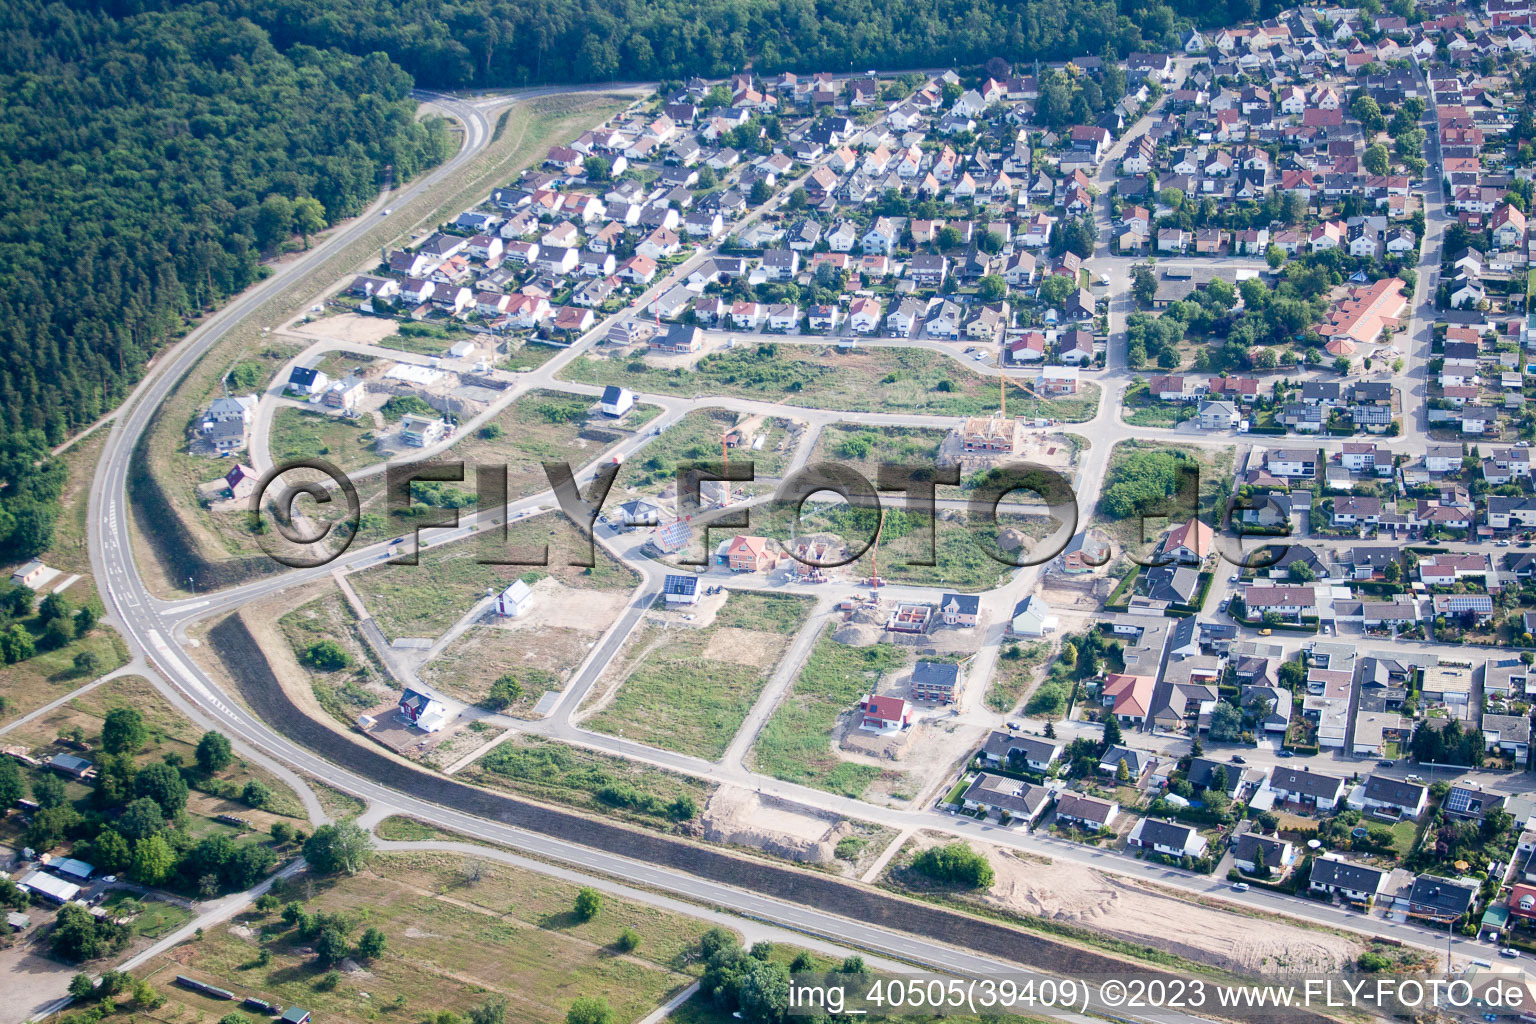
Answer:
1162, 517, 1214, 563
1317, 278, 1407, 350
725, 535, 777, 572
1102, 673, 1156, 722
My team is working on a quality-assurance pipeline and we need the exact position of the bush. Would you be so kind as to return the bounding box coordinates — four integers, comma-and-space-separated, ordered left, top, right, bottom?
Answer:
909, 842, 994, 889
614, 927, 641, 952
574, 887, 602, 921
304, 640, 351, 672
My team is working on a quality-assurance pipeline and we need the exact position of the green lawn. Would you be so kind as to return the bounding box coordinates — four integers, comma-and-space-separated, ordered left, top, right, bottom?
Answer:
750, 626, 907, 797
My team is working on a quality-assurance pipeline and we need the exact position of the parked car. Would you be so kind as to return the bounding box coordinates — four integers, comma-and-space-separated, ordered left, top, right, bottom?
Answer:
1377, 759, 1395, 768
1279, 750, 1295, 758
1230, 755, 1247, 765
1231, 882, 1250, 892
1501, 948, 1519, 959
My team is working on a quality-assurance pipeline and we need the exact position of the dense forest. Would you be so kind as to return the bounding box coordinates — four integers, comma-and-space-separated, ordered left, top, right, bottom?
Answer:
0, 0, 452, 559
136, 0, 1283, 88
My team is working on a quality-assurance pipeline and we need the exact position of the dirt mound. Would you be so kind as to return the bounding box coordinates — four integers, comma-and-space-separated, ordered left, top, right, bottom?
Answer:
833, 623, 881, 646
703, 786, 850, 864
998, 528, 1026, 552
841, 722, 917, 761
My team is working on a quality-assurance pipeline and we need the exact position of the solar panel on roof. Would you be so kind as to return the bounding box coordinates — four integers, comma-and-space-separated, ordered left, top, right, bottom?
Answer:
662, 574, 698, 595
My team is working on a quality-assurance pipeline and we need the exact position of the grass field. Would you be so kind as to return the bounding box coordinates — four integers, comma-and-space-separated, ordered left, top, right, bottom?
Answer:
1121, 383, 1196, 428
137, 850, 712, 1024
582, 593, 813, 759
350, 515, 638, 639
503, 340, 566, 372
278, 583, 396, 727
750, 626, 908, 797
446, 388, 659, 501
797, 504, 1049, 592
809, 423, 949, 479
620, 409, 797, 492
269, 406, 382, 472
560, 344, 1100, 420
984, 641, 1053, 713
1, 673, 307, 820
464, 734, 713, 828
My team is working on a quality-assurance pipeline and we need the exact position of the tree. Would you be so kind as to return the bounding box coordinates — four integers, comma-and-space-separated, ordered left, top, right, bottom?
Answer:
90, 829, 132, 874
1351, 94, 1386, 135
977, 274, 1007, 302
255, 194, 295, 250
196, 731, 233, 774
356, 926, 387, 959
73, 650, 101, 676
242, 780, 271, 808
1208, 702, 1244, 741
908, 842, 994, 888
739, 959, 791, 1024
31, 772, 67, 808
303, 822, 373, 875
0, 758, 23, 809
315, 926, 352, 965
101, 707, 147, 754
118, 797, 166, 841
69, 973, 95, 1000
1333, 355, 1352, 375
292, 197, 326, 247
1043, 720, 1056, 738
567, 997, 614, 1024
1288, 562, 1316, 583
469, 996, 508, 1024
574, 886, 603, 921
1363, 142, 1390, 176
1265, 245, 1285, 270
1132, 264, 1157, 306
133, 762, 188, 816
481, 674, 523, 711
52, 902, 127, 961
1115, 758, 1130, 783
615, 927, 641, 952
304, 640, 351, 672
1102, 712, 1123, 748
2, 624, 35, 664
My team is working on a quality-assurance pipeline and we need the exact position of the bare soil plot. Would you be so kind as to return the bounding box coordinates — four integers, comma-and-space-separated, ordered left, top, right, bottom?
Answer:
135, 850, 709, 1024
348, 515, 637, 640
580, 592, 813, 760
979, 847, 1361, 975
292, 312, 400, 345
420, 578, 628, 713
